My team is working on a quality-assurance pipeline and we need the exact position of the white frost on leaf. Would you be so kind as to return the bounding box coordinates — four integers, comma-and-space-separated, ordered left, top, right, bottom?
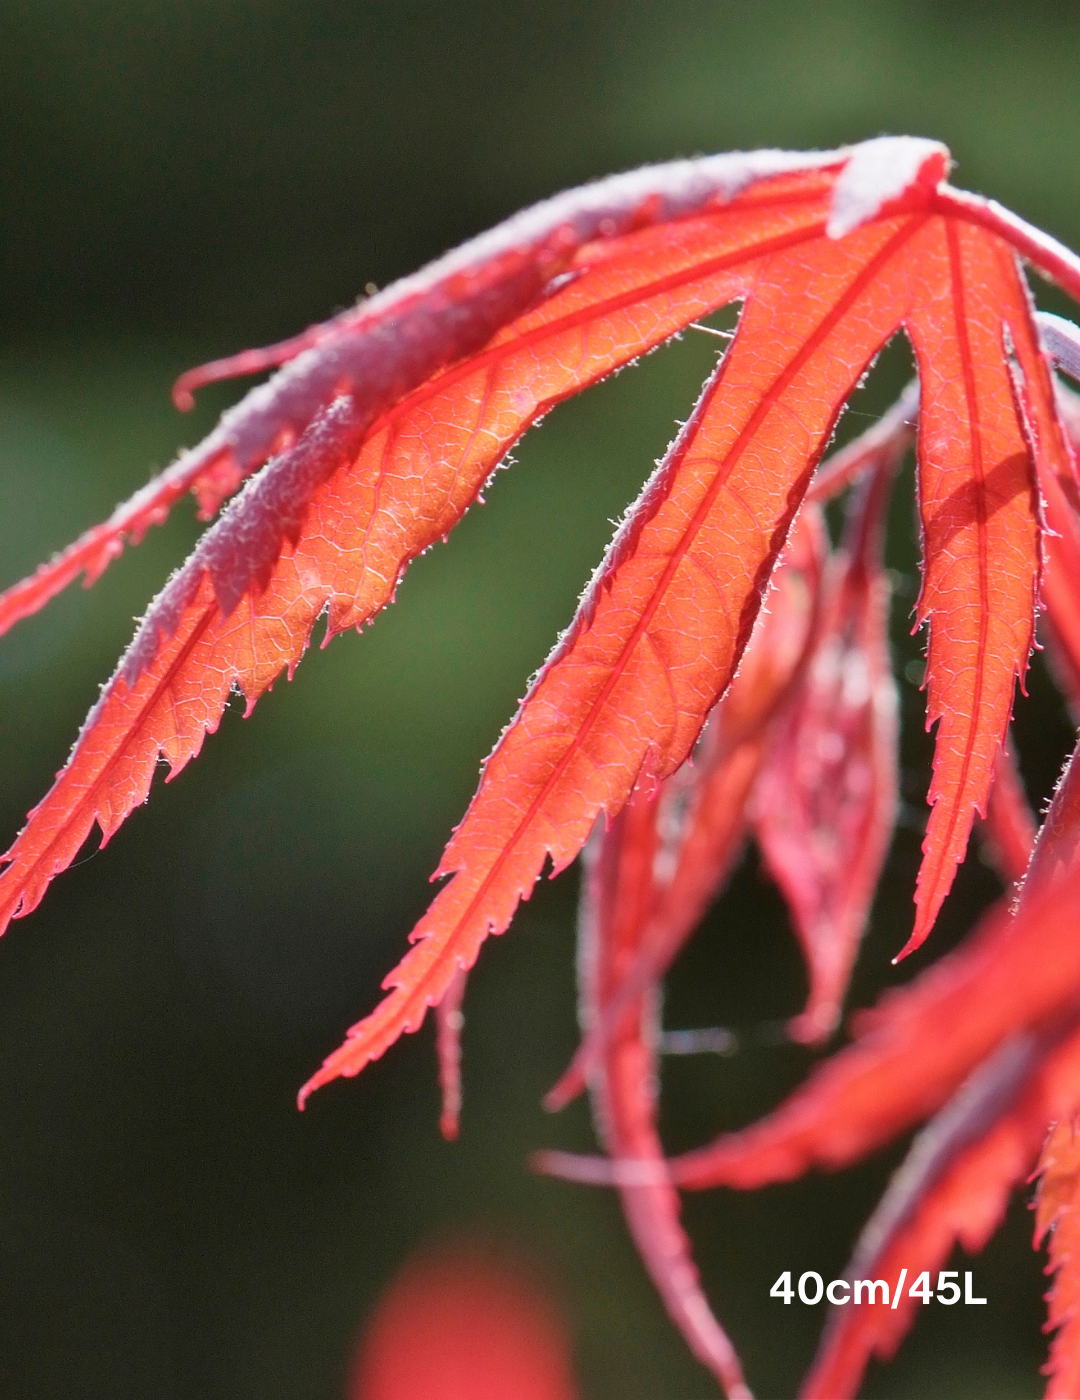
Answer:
828, 136, 950, 239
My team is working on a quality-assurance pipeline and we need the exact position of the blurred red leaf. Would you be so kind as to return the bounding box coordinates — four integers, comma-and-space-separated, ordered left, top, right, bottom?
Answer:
576, 786, 751, 1399
752, 447, 899, 1042
348, 1242, 580, 1400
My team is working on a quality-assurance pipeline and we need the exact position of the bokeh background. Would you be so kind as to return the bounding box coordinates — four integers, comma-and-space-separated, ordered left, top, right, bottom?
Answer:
1, 3, 1079, 1396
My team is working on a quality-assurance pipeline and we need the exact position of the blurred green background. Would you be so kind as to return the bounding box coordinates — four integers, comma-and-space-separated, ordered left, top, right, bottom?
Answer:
1, 2, 1079, 1396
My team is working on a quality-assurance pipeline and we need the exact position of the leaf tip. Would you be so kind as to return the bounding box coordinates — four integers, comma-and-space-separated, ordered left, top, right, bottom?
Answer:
541, 1071, 581, 1114
296, 1062, 338, 1110
891, 921, 930, 965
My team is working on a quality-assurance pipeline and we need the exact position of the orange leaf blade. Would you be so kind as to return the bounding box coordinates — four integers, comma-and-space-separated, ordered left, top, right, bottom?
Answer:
901, 221, 1042, 954
302, 215, 926, 1100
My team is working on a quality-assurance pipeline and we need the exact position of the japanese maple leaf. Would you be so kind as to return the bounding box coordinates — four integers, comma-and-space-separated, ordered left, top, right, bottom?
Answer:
6, 135, 1080, 1397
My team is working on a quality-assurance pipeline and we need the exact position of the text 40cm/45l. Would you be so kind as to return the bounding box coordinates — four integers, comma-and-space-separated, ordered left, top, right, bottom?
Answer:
771, 1270, 987, 1306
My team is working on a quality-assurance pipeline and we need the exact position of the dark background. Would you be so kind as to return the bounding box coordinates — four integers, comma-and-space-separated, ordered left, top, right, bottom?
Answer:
1, 3, 1078, 1396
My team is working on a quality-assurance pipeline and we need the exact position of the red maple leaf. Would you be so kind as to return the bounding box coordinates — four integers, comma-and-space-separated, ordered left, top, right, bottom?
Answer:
6, 135, 1080, 1395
